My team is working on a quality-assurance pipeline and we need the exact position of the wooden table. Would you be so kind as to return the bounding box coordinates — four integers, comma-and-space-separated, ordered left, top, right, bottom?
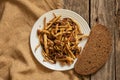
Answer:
64, 0, 120, 80
0, 0, 119, 80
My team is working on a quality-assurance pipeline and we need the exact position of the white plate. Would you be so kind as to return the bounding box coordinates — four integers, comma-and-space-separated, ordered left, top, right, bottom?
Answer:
30, 9, 90, 71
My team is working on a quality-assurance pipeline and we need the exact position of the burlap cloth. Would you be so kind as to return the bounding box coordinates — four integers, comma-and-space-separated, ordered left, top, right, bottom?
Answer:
0, 0, 81, 80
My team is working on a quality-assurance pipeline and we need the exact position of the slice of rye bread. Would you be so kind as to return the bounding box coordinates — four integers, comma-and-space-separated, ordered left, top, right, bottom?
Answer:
74, 24, 112, 75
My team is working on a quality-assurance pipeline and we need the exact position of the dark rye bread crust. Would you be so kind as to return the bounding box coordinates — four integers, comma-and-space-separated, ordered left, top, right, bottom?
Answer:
74, 24, 112, 75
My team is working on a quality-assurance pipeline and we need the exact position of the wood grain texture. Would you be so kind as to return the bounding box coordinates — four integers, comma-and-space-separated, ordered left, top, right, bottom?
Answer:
63, 0, 90, 24
91, 0, 115, 80
116, 12, 120, 80
116, 0, 120, 15
115, 1, 120, 80
0, 1, 5, 20
64, 0, 90, 80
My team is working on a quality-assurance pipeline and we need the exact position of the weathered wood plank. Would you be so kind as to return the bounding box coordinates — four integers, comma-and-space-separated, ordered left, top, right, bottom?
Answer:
63, 0, 90, 24
116, 0, 120, 15
116, 1, 120, 78
64, 0, 90, 80
116, 15, 120, 80
91, 0, 116, 80
0, 1, 5, 20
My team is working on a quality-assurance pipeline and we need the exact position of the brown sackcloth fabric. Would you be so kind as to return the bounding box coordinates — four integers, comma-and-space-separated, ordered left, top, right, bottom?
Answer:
0, 0, 80, 80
